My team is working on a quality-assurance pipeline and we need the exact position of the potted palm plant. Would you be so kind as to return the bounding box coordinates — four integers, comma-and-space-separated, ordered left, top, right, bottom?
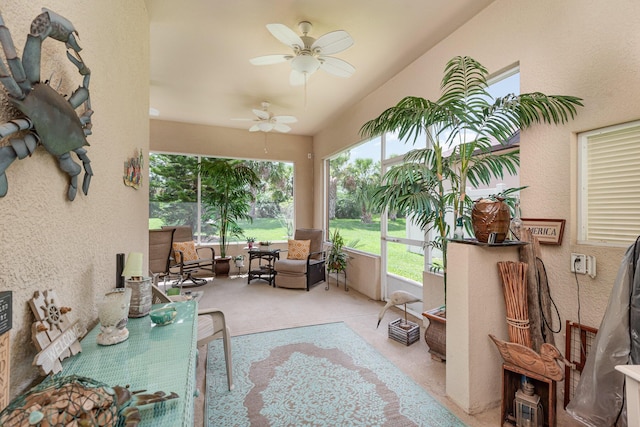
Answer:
199, 158, 260, 276
326, 228, 359, 291
360, 56, 582, 359
327, 229, 348, 274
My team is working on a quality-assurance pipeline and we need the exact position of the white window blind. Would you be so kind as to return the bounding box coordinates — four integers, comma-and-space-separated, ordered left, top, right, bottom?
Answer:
579, 121, 640, 244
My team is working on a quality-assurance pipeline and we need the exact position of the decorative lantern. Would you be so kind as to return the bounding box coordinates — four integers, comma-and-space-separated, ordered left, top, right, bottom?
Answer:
514, 380, 543, 427
122, 252, 152, 318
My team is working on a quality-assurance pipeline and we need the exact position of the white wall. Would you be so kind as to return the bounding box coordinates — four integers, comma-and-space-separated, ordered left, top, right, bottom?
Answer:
314, 0, 638, 347
0, 1, 149, 398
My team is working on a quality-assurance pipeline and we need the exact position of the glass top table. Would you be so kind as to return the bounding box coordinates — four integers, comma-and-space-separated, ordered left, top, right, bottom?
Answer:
60, 300, 198, 427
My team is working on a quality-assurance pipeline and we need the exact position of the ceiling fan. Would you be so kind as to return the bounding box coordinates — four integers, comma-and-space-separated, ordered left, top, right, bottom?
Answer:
250, 21, 355, 86
232, 101, 297, 133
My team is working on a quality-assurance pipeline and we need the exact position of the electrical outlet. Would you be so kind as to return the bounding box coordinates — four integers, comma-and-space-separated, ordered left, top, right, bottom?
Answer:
571, 253, 587, 274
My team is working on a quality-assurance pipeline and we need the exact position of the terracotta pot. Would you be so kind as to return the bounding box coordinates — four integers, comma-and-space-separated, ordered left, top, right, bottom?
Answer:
471, 197, 511, 243
422, 308, 446, 362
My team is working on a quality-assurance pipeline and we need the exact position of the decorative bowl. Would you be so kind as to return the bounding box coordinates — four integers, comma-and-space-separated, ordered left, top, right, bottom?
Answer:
149, 306, 177, 326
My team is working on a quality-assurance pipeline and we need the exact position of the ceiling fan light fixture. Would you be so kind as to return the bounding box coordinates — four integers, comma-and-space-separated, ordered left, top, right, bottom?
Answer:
291, 55, 320, 75
258, 122, 274, 132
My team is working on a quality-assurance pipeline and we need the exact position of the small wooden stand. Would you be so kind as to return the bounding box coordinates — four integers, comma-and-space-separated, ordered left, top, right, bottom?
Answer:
501, 363, 556, 427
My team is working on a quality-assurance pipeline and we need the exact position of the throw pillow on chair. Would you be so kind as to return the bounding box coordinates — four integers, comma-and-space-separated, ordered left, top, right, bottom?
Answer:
287, 239, 310, 260
173, 241, 199, 263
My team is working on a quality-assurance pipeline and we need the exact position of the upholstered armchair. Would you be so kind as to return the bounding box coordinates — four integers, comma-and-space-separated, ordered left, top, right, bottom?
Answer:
274, 228, 326, 291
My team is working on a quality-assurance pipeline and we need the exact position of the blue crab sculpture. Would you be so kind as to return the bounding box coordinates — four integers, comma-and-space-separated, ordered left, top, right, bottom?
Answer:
0, 8, 93, 201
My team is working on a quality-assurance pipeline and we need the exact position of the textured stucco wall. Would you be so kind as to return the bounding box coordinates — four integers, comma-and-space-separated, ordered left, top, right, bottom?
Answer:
313, 0, 639, 348
0, 1, 149, 398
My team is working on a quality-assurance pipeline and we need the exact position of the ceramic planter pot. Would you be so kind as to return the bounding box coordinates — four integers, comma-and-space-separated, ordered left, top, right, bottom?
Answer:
422, 308, 446, 362
214, 257, 231, 277
471, 198, 511, 243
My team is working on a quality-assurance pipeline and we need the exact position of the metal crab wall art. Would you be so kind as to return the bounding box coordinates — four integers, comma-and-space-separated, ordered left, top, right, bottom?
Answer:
0, 8, 93, 201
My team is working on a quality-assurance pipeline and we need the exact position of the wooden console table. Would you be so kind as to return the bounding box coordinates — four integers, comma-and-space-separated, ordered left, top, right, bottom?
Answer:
61, 300, 198, 427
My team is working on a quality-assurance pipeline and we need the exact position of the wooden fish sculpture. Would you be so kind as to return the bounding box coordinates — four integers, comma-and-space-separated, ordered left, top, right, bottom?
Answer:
489, 334, 568, 381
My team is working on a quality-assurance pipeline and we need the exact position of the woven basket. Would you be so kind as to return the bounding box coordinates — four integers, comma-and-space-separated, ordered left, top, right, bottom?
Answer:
423, 309, 446, 361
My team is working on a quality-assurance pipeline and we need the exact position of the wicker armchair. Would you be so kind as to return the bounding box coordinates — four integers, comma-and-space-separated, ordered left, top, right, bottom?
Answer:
273, 228, 326, 291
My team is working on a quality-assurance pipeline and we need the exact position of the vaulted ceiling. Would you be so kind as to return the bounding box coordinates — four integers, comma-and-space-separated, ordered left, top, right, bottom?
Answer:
146, 0, 495, 136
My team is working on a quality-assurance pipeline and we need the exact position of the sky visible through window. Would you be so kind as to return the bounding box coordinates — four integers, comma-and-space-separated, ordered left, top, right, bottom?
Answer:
348, 69, 520, 163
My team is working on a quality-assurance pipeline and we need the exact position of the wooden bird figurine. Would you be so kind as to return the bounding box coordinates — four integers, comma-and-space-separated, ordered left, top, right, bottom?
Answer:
489, 334, 568, 381
377, 290, 422, 328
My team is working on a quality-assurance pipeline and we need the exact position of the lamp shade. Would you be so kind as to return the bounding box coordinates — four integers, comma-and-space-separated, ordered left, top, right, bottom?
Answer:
291, 55, 320, 74
122, 252, 143, 278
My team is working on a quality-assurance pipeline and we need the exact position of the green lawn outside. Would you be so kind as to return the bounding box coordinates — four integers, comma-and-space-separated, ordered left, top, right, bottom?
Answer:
149, 216, 424, 283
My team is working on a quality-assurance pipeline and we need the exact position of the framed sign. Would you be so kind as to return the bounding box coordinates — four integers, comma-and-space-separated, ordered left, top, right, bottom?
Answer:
0, 291, 10, 335
521, 218, 566, 245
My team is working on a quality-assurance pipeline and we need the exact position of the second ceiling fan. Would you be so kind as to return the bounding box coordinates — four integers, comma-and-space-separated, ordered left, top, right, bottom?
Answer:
233, 101, 297, 133
250, 21, 355, 86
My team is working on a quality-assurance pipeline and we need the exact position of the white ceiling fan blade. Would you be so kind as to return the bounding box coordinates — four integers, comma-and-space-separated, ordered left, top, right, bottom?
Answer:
319, 56, 355, 78
311, 30, 354, 55
266, 23, 304, 49
250, 54, 292, 66
289, 69, 307, 86
231, 118, 254, 121
257, 122, 275, 132
252, 109, 271, 120
273, 123, 292, 133
249, 124, 262, 132
273, 115, 297, 124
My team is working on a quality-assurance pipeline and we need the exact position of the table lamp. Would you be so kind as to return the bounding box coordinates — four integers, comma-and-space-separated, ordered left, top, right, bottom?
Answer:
122, 252, 152, 318
96, 287, 131, 345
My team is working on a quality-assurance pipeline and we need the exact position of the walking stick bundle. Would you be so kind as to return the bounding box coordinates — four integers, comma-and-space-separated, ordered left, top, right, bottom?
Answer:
497, 261, 531, 347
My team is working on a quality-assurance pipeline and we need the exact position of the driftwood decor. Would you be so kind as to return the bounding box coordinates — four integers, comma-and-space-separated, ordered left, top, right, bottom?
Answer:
518, 228, 556, 352
28, 290, 86, 375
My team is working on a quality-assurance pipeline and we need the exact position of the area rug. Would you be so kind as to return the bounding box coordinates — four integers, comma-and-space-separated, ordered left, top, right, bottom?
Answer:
206, 322, 465, 426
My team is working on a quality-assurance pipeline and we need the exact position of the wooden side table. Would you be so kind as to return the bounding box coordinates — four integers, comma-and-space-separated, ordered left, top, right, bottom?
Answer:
501, 363, 556, 427
247, 249, 280, 286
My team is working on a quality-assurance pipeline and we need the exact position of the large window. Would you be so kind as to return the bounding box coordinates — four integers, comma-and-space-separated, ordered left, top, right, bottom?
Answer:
150, 153, 294, 244
327, 137, 382, 254
325, 66, 521, 284
578, 121, 640, 245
